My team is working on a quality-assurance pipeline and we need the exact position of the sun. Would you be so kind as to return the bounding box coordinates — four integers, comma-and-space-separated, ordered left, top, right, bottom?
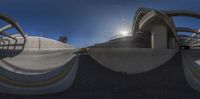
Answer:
120, 30, 129, 36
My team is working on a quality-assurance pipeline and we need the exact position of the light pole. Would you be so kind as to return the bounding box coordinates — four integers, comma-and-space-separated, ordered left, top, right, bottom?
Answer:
39, 32, 43, 50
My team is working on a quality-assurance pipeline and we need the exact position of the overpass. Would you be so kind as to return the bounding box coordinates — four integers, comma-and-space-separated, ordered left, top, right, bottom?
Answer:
176, 27, 199, 45
87, 8, 200, 93
165, 10, 200, 19
89, 8, 179, 74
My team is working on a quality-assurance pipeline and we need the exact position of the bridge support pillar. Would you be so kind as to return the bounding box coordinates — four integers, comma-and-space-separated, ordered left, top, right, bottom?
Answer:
169, 37, 176, 48
151, 25, 167, 49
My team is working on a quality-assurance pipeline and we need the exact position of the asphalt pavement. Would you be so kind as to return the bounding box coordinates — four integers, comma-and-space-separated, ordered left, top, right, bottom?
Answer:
0, 52, 200, 99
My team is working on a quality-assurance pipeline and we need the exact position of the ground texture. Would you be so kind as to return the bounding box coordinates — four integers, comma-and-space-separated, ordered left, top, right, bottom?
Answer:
0, 53, 200, 99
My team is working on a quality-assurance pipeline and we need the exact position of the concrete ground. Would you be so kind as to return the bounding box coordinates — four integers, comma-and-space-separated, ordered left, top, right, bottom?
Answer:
88, 48, 178, 73
0, 49, 76, 75
1, 52, 200, 99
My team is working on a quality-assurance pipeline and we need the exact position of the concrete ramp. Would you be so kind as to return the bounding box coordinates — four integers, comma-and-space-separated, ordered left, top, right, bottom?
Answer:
0, 36, 79, 95
88, 48, 178, 74
0, 49, 79, 95
4, 36, 75, 50
0, 49, 76, 75
182, 50, 200, 92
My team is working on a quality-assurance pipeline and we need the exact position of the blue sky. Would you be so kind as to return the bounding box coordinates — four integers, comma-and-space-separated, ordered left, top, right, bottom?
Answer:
0, 0, 199, 47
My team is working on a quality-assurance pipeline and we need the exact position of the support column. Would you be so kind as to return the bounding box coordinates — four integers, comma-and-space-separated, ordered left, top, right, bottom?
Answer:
151, 25, 167, 49
169, 37, 176, 48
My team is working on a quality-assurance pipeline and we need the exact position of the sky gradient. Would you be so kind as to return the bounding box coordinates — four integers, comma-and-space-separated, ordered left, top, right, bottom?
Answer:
0, 0, 200, 47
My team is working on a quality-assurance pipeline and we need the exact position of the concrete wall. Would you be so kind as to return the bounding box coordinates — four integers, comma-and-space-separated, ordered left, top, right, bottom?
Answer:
151, 25, 168, 49
25, 36, 75, 50
2, 36, 75, 50
182, 50, 200, 92
169, 37, 176, 48
88, 48, 178, 74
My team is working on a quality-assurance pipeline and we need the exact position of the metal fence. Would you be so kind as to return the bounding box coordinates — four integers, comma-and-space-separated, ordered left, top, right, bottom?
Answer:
0, 13, 26, 50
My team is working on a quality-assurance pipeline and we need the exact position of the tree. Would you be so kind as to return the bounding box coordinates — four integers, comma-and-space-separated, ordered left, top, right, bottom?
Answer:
58, 36, 68, 43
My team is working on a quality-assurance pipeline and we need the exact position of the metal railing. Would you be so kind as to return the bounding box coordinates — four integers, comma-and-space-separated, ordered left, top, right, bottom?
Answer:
0, 13, 26, 50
